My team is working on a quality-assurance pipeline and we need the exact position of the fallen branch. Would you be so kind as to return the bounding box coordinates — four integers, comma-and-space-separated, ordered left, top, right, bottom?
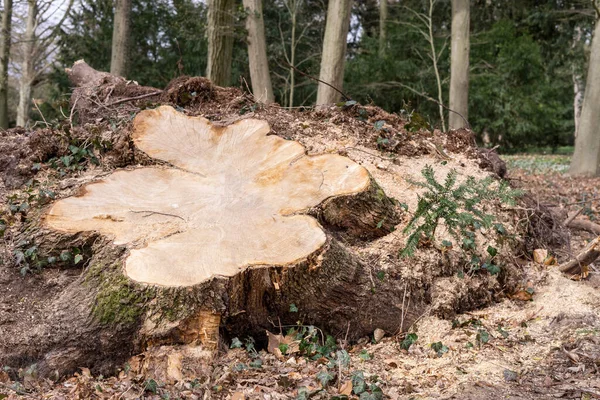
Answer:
107, 90, 163, 106
558, 236, 600, 274
567, 219, 600, 235
564, 208, 584, 227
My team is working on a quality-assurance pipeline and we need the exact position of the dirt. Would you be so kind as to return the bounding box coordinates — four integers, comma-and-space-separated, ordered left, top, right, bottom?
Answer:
0, 70, 598, 398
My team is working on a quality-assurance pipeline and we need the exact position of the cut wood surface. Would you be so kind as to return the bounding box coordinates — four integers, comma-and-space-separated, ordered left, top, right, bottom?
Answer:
46, 106, 371, 286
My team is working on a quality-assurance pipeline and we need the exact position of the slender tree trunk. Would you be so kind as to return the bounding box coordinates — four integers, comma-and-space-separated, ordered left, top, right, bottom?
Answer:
316, 0, 352, 105
572, 25, 584, 138
573, 70, 584, 138
16, 0, 36, 128
378, 0, 387, 58
243, 0, 274, 103
570, 20, 600, 176
426, 0, 445, 131
288, 7, 296, 108
110, 0, 132, 77
207, 0, 235, 87
448, 0, 469, 130
0, 0, 12, 129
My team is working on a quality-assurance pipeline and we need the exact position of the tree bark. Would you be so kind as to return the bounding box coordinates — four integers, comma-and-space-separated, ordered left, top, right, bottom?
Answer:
16, 0, 36, 128
316, 0, 352, 105
448, 0, 469, 130
572, 25, 584, 138
0, 0, 12, 129
110, 0, 132, 78
243, 0, 274, 103
570, 20, 600, 176
206, 0, 235, 87
378, 0, 387, 58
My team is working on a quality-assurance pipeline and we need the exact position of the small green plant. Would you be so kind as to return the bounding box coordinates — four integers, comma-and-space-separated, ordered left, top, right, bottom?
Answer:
431, 341, 449, 357
400, 333, 418, 350
47, 143, 99, 176
7, 179, 55, 215
400, 166, 521, 269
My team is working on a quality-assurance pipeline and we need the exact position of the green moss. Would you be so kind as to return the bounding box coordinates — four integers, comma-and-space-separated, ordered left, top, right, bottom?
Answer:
86, 262, 204, 326
87, 262, 155, 325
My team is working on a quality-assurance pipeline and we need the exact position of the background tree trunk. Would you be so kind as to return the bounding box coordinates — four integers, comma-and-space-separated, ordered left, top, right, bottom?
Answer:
378, 0, 387, 58
243, 0, 274, 103
448, 0, 469, 130
16, 0, 36, 128
206, 0, 235, 87
570, 19, 600, 176
110, 0, 132, 77
316, 0, 352, 105
0, 0, 12, 129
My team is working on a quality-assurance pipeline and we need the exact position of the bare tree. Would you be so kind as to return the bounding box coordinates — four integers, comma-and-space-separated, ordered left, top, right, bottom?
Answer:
207, 0, 235, 86
570, 5, 600, 176
243, 0, 274, 103
448, 0, 469, 130
110, 0, 132, 77
16, 0, 74, 127
316, 0, 352, 105
273, 0, 320, 108
379, 0, 387, 58
0, 0, 12, 129
401, 0, 447, 131
16, 0, 36, 127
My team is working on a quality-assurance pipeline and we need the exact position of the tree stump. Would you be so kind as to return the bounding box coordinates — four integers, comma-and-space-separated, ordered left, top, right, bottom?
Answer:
0, 62, 516, 379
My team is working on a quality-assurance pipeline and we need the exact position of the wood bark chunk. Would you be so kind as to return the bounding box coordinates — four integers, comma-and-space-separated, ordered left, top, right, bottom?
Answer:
45, 105, 381, 286
559, 236, 600, 275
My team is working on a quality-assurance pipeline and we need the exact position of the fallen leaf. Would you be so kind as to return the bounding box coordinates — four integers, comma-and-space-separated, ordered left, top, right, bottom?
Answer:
288, 372, 303, 380
510, 290, 533, 301
373, 328, 385, 343
533, 249, 548, 264
384, 358, 398, 368
231, 392, 245, 400
266, 330, 300, 359
340, 380, 352, 396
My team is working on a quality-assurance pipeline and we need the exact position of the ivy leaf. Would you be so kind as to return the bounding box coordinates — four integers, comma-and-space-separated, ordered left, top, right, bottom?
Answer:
289, 303, 298, 313
431, 341, 449, 357
230, 337, 243, 348
487, 246, 498, 257
358, 349, 372, 360
401, 333, 418, 350
74, 254, 83, 264
144, 379, 158, 394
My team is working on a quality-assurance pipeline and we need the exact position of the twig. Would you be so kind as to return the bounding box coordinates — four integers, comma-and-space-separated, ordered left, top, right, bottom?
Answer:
69, 97, 79, 131
32, 100, 50, 128
108, 90, 163, 107
284, 62, 351, 101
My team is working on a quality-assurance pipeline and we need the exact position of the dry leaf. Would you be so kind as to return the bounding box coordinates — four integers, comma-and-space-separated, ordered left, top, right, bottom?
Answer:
231, 392, 245, 400
288, 372, 303, 380
543, 255, 556, 266
266, 330, 300, 359
373, 328, 385, 343
510, 290, 533, 301
533, 249, 548, 264
340, 380, 353, 396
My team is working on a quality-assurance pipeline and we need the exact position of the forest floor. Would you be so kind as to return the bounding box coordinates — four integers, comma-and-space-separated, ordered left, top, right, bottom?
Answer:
1, 154, 599, 400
